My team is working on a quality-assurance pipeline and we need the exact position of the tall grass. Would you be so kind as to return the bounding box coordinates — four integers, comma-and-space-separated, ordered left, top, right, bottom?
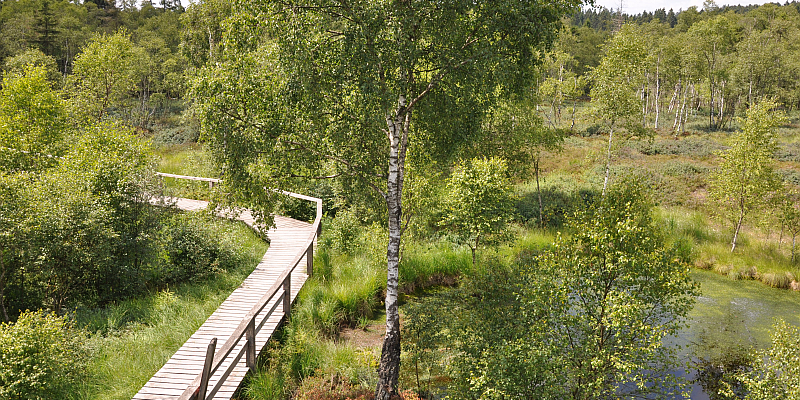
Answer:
245, 217, 477, 399
400, 244, 471, 289
74, 219, 266, 400
656, 206, 800, 288
154, 144, 218, 200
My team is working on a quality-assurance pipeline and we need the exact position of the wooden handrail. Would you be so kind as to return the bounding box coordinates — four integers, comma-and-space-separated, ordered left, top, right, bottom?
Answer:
157, 173, 322, 400
155, 172, 222, 183
156, 172, 221, 189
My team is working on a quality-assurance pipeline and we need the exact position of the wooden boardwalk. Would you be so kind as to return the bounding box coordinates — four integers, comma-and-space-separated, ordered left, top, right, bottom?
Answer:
135, 194, 319, 400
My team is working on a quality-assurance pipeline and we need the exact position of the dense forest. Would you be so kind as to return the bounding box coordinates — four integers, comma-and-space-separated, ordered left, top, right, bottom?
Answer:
3, 0, 800, 399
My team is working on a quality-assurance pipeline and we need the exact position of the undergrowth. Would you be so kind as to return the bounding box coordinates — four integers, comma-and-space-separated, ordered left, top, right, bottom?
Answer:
74, 217, 266, 400
243, 218, 481, 400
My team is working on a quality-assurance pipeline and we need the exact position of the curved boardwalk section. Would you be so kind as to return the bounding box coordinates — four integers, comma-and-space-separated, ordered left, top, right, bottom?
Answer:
134, 195, 317, 400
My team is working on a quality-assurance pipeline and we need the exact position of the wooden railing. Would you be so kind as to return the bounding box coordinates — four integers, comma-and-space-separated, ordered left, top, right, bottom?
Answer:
156, 173, 322, 400
155, 172, 221, 189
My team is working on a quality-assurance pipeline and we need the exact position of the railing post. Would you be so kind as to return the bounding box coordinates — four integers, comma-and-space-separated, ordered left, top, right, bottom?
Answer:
306, 242, 313, 276
283, 273, 291, 320
198, 338, 217, 400
246, 318, 256, 372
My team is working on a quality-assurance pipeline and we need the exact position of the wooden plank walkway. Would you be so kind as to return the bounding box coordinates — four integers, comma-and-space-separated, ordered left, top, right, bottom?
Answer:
134, 196, 316, 400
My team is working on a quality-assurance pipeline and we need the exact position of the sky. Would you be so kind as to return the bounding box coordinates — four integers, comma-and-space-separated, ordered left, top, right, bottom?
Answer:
592, 0, 784, 13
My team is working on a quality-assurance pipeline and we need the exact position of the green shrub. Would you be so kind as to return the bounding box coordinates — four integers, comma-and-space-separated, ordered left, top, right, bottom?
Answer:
583, 123, 605, 136
152, 213, 248, 285
737, 319, 800, 399
439, 157, 516, 265
514, 176, 598, 228
0, 310, 89, 400
151, 125, 199, 146
662, 160, 712, 177
327, 210, 362, 255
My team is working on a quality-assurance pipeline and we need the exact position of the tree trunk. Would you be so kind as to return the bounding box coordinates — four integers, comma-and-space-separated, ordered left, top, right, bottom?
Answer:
654, 53, 661, 129
680, 84, 690, 132
718, 82, 725, 129
708, 50, 716, 130
672, 81, 681, 132
603, 125, 614, 196
571, 99, 577, 130
641, 83, 647, 126
471, 237, 478, 267
731, 208, 745, 253
376, 97, 409, 400
556, 65, 564, 126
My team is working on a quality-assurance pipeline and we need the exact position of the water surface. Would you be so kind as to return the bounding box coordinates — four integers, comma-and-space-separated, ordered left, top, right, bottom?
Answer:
675, 270, 800, 398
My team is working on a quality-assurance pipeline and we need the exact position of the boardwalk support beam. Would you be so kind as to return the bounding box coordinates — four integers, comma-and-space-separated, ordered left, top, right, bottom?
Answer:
246, 319, 256, 372
198, 338, 217, 400
306, 243, 313, 276
283, 274, 292, 320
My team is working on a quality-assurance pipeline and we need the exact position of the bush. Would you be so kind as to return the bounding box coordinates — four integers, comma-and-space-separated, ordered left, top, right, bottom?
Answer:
152, 213, 249, 285
661, 160, 711, 178
583, 124, 605, 136
150, 125, 199, 146
514, 176, 598, 228
8, 122, 158, 312
0, 310, 89, 400
737, 319, 800, 399
327, 210, 362, 256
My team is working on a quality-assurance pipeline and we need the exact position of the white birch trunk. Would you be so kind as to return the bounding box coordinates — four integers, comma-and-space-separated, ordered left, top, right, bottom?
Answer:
376, 95, 409, 400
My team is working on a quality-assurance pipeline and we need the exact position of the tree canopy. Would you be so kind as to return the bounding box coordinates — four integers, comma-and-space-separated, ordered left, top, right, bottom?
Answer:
710, 99, 786, 252
440, 157, 515, 266
190, 0, 584, 397
405, 178, 699, 399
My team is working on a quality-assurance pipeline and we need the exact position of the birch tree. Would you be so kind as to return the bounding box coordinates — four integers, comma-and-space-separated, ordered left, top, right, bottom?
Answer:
710, 100, 785, 252
779, 187, 800, 263
440, 157, 515, 266
687, 15, 738, 130
69, 31, 138, 122
590, 22, 647, 194
485, 99, 563, 227
0, 65, 69, 171
189, 0, 583, 398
